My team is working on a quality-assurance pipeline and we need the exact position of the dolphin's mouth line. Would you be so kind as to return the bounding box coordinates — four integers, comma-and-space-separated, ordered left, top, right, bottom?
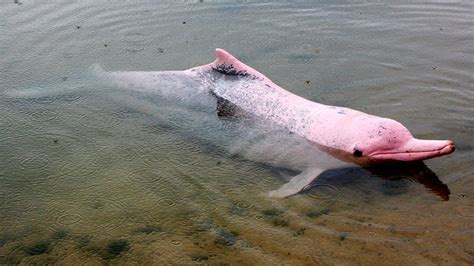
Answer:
370, 143, 455, 158
372, 147, 444, 156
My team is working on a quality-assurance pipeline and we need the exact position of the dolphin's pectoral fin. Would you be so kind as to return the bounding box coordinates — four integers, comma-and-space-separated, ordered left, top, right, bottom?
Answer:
268, 168, 324, 198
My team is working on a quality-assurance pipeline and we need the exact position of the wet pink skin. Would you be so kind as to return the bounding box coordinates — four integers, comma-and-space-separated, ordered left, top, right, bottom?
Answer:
185, 49, 455, 166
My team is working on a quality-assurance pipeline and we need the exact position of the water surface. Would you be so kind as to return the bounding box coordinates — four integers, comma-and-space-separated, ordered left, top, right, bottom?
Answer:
0, 0, 473, 264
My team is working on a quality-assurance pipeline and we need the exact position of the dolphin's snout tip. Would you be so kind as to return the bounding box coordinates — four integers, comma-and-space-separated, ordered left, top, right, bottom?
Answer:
445, 140, 455, 153
437, 140, 455, 156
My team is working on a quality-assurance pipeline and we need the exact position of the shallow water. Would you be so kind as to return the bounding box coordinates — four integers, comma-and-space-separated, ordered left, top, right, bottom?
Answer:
1, 0, 473, 264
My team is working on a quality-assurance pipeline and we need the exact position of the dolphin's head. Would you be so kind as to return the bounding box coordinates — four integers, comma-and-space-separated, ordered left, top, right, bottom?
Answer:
348, 116, 455, 163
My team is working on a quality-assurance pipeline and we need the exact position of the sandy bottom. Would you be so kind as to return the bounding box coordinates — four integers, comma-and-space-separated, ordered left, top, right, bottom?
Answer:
0, 90, 472, 265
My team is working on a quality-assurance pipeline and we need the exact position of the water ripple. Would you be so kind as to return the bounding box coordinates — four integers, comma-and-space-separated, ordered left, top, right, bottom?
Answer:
48, 195, 129, 235
126, 169, 167, 186
316, 199, 359, 217
455, 206, 474, 219
56, 212, 83, 226
124, 32, 147, 43
79, 111, 124, 129
303, 184, 339, 200
157, 198, 177, 207
449, 228, 474, 262
26, 91, 84, 104
0, 132, 101, 187
27, 108, 59, 122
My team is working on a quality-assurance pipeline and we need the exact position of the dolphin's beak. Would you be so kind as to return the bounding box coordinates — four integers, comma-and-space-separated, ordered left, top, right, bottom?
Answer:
372, 139, 455, 161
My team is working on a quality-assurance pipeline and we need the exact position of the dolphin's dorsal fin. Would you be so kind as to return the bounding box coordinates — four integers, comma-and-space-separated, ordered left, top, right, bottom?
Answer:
211, 49, 274, 84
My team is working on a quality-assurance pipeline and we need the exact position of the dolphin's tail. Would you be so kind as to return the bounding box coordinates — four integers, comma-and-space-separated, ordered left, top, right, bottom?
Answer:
88, 63, 106, 77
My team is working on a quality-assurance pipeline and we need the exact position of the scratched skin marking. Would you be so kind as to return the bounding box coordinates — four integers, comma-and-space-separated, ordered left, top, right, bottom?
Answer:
201, 68, 320, 142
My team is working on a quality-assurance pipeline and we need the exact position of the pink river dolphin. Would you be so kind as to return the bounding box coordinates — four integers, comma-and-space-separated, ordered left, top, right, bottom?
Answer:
185, 49, 455, 197
92, 49, 455, 198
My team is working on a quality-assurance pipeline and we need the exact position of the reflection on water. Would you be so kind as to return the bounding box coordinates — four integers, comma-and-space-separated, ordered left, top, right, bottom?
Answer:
306, 161, 451, 201
368, 162, 451, 201
1, 0, 473, 264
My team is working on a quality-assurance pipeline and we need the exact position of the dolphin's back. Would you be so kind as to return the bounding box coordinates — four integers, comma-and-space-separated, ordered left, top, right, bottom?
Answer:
185, 49, 363, 148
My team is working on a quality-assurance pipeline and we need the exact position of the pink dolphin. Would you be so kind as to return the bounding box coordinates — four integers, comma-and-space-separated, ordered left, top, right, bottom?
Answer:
88, 49, 455, 198
185, 49, 455, 197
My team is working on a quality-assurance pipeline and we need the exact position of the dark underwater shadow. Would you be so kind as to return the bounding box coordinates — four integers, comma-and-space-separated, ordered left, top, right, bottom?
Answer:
309, 161, 450, 201
366, 161, 450, 201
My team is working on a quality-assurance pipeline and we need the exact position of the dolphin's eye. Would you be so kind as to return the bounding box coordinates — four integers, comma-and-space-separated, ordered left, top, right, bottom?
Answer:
353, 149, 363, 157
